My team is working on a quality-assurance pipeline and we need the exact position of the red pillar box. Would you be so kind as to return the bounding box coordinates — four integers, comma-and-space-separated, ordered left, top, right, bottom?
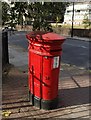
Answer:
26, 31, 65, 110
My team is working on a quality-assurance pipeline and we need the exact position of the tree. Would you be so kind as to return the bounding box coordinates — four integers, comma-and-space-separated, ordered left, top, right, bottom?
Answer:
11, 2, 28, 28
9, 6, 17, 29
28, 2, 53, 31
2, 2, 69, 31
27, 2, 69, 31
2, 2, 10, 26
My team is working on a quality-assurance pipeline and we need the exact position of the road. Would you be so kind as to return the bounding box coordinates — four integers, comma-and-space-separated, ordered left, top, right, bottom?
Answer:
62, 38, 89, 69
8, 31, 90, 69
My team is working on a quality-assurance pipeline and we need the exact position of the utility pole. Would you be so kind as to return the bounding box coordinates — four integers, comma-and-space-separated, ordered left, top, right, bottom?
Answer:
2, 31, 9, 68
71, 2, 74, 37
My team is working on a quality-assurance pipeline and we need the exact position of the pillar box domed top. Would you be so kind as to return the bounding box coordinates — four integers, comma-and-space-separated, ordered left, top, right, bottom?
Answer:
26, 31, 65, 44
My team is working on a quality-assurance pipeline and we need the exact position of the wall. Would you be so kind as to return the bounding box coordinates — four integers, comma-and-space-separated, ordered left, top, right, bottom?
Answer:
15, 25, 91, 38
16, 25, 33, 31
53, 27, 91, 38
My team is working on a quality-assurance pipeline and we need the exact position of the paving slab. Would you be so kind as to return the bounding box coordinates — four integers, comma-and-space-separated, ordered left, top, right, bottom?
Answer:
72, 75, 89, 87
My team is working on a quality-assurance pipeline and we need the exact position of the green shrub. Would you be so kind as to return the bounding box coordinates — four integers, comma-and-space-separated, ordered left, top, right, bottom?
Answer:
82, 15, 91, 29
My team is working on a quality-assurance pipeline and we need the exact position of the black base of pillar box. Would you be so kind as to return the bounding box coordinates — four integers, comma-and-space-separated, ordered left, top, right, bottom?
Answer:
29, 92, 58, 110
41, 97, 58, 110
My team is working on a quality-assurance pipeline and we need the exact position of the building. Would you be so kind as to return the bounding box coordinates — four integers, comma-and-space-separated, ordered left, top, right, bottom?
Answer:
63, 2, 91, 25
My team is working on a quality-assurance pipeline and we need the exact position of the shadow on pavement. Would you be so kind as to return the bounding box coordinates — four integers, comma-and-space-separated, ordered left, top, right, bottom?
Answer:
58, 86, 90, 108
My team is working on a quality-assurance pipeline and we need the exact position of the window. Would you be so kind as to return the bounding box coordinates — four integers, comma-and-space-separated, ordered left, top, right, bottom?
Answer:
89, 10, 91, 14
76, 10, 80, 12
67, 10, 72, 13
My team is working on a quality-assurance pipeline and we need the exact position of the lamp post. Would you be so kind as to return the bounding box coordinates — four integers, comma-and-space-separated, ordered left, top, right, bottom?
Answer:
71, 2, 74, 37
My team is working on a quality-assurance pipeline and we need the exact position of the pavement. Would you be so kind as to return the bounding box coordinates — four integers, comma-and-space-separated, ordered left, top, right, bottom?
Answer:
66, 36, 91, 42
2, 34, 91, 119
